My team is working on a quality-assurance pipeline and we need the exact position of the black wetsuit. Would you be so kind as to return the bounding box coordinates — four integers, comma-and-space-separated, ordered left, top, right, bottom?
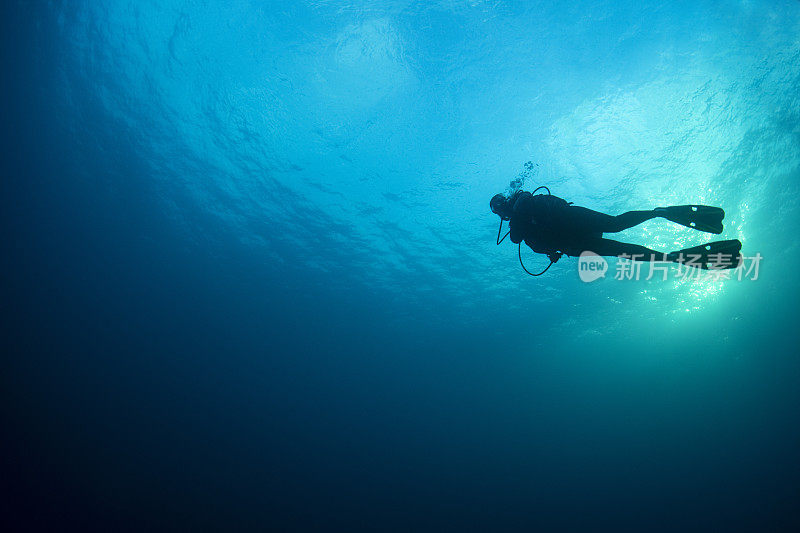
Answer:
508, 191, 663, 259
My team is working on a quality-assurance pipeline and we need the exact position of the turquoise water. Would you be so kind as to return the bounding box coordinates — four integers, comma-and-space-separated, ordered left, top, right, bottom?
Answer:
4, 0, 800, 530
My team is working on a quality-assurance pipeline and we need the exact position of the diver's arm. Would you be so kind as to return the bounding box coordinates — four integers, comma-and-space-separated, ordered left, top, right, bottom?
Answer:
525, 234, 562, 263
526, 238, 554, 255
510, 225, 523, 244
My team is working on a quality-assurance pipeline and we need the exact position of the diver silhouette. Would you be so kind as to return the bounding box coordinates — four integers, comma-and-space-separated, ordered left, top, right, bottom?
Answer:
490, 187, 742, 276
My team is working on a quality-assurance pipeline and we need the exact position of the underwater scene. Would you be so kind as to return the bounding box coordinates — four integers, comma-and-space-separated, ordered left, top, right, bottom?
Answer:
4, 0, 800, 530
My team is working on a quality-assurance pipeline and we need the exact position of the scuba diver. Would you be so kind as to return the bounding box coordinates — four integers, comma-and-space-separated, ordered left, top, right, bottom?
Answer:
490, 187, 742, 276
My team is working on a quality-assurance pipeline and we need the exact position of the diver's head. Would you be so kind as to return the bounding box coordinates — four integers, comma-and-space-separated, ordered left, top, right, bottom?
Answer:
490, 193, 512, 220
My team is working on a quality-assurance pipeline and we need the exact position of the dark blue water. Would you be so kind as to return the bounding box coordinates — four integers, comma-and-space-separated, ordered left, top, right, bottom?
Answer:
4, 1, 800, 530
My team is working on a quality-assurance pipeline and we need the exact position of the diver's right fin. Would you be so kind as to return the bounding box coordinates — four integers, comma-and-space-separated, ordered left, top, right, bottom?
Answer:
656, 205, 725, 234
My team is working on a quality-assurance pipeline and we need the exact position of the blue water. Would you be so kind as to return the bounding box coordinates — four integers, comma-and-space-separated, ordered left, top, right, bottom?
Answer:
4, 0, 800, 530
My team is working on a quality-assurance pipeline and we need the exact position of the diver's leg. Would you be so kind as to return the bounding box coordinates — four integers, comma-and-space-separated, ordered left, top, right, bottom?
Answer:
567, 206, 657, 233
574, 238, 667, 261
607, 210, 659, 232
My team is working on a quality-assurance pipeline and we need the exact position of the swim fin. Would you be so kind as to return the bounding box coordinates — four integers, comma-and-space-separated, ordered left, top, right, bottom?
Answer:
667, 239, 742, 270
656, 205, 725, 234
